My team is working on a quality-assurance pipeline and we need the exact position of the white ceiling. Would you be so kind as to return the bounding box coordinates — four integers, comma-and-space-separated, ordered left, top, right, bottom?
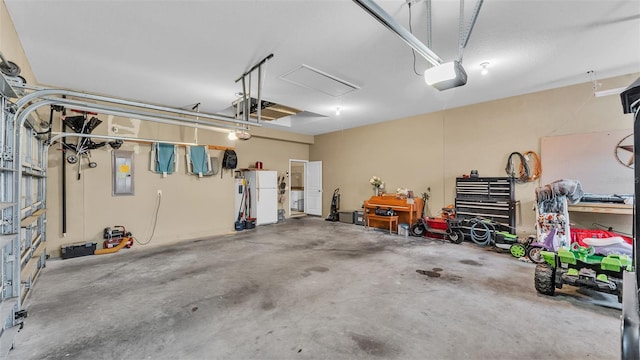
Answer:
5, 0, 640, 136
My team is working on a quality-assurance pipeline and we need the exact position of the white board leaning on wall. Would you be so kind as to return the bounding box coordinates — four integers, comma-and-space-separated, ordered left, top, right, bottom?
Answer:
541, 129, 633, 196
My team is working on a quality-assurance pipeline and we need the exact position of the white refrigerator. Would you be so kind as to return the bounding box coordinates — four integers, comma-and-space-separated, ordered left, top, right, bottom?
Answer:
245, 170, 278, 225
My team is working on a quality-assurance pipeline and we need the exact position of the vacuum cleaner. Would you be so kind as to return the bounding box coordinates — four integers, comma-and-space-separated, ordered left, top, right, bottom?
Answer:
325, 188, 340, 222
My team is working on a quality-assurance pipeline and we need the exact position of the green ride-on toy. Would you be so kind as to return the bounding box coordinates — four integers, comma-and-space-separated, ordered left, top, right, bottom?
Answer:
534, 242, 632, 303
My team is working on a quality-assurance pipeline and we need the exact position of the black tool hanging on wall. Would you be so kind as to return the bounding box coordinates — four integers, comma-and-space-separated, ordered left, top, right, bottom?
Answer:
235, 181, 246, 231
59, 112, 122, 180
505, 151, 530, 183
221, 149, 238, 178
60, 105, 67, 236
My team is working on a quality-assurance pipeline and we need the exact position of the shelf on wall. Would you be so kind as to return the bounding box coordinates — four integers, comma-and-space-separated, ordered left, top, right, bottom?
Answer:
568, 202, 632, 215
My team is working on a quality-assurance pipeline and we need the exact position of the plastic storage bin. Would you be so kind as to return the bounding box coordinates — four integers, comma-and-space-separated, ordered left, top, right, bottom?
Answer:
244, 218, 256, 229
354, 210, 364, 225
398, 223, 409, 237
61, 243, 96, 259
339, 211, 354, 224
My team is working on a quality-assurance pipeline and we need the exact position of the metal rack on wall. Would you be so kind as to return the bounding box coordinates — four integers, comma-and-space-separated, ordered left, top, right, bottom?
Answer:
454, 177, 516, 234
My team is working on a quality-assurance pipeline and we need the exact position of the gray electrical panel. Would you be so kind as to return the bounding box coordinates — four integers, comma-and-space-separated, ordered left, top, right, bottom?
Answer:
112, 150, 134, 196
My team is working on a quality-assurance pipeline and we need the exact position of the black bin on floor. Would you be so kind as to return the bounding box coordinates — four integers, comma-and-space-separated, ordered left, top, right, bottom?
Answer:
61, 243, 96, 259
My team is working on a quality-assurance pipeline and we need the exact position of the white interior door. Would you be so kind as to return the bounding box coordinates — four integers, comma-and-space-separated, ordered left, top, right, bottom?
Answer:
305, 161, 322, 216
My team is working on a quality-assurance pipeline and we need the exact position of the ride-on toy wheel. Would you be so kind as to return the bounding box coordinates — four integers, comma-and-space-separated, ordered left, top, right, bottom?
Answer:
447, 230, 464, 244
534, 263, 556, 295
509, 243, 526, 258
410, 223, 425, 237
527, 246, 545, 264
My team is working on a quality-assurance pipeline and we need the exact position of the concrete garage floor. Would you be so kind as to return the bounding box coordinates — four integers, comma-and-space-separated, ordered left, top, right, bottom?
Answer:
9, 217, 621, 359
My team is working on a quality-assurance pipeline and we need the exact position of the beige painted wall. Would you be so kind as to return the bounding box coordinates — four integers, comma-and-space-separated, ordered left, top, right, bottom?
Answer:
311, 73, 637, 237
46, 120, 309, 257
311, 111, 446, 216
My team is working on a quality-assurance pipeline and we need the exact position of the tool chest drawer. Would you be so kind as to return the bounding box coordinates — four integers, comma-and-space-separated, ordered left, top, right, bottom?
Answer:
455, 177, 514, 201
455, 177, 516, 232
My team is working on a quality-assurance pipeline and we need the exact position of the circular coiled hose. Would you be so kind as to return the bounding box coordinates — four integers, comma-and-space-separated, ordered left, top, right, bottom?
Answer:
521, 150, 541, 181
470, 219, 494, 246
505, 152, 530, 183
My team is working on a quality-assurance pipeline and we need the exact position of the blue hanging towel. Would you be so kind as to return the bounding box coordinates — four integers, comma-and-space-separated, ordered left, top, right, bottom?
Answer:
189, 146, 208, 175
156, 143, 175, 174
